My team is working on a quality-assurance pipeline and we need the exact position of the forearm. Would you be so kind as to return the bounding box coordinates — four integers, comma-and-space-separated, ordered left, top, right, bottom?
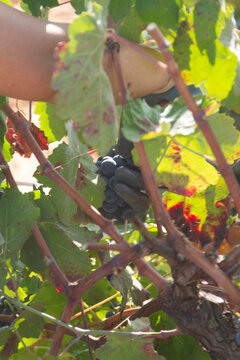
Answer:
0, 3, 173, 104
0, 3, 68, 102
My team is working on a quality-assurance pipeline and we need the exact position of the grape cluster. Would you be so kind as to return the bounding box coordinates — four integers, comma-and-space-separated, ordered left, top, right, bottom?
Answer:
96, 153, 148, 223
236, 318, 240, 345
0, 296, 14, 328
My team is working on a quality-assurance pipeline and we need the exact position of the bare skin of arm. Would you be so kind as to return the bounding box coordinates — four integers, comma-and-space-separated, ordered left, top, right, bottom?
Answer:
0, 3, 173, 104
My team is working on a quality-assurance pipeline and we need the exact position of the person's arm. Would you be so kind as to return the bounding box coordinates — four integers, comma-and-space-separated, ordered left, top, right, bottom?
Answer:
0, 3, 173, 104
0, 3, 68, 102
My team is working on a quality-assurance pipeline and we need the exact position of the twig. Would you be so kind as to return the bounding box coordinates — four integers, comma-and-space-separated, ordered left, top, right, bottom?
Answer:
31, 224, 69, 292
71, 291, 121, 320
86, 243, 128, 252
129, 216, 177, 265
147, 23, 240, 217
79, 299, 94, 360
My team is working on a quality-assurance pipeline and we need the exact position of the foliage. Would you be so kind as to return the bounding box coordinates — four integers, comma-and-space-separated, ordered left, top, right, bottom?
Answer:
0, 0, 240, 359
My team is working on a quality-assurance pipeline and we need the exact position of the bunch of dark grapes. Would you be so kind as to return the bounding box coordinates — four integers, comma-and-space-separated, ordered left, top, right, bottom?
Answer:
0, 296, 14, 328
236, 318, 240, 345
96, 153, 145, 222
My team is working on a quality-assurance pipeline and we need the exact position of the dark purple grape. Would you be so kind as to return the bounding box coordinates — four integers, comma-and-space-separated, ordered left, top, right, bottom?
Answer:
106, 310, 116, 318
236, 332, 240, 345
101, 157, 117, 177
95, 160, 102, 167
105, 189, 119, 203
116, 197, 126, 207
237, 318, 240, 329
109, 176, 118, 190
113, 155, 128, 167
102, 201, 118, 213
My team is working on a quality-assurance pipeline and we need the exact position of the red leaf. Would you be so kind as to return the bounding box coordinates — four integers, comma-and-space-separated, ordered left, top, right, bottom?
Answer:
6, 111, 48, 157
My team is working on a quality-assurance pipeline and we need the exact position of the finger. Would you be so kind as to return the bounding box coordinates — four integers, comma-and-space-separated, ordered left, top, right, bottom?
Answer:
114, 166, 145, 191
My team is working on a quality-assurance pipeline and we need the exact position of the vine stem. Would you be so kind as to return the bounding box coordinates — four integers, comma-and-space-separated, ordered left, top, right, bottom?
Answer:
0, 147, 69, 293
2, 289, 179, 340
147, 23, 240, 217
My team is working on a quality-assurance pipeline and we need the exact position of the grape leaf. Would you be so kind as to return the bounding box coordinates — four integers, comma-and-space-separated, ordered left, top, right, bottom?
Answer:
20, 0, 58, 17
52, 0, 117, 153
31, 281, 67, 319
96, 325, 164, 359
152, 311, 211, 360
22, 220, 93, 284
35, 102, 66, 143
133, 135, 219, 196
173, 2, 238, 101
221, 10, 240, 112
159, 97, 197, 136
108, 0, 133, 23
71, 0, 85, 14
122, 98, 161, 141
118, 4, 146, 42
55, 222, 101, 246
163, 177, 229, 246
178, 112, 240, 163
135, 0, 181, 33
0, 189, 39, 257
15, 305, 45, 338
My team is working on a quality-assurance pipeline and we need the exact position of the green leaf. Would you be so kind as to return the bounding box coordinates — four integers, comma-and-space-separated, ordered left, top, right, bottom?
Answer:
96, 327, 164, 359
35, 102, 66, 143
122, 98, 161, 142
15, 305, 45, 338
20, 0, 58, 17
71, 0, 85, 14
151, 311, 210, 360
173, 2, 238, 101
118, 5, 145, 42
159, 97, 197, 136
178, 112, 240, 163
135, 0, 181, 33
0, 262, 7, 289
108, 0, 133, 23
52, 0, 118, 153
221, 10, 240, 112
32, 281, 67, 319
0, 0, 12, 5
55, 222, 101, 247
0, 189, 39, 257
30, 222, 92, 281
156, 334, 211, 360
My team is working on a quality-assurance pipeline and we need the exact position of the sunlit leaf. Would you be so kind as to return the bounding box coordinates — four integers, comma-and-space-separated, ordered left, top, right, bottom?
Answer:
35, 102, 66, 143
163, 177, 229, 246
173, 2, 238, 101
135, 0, 181, 33
133, 135, 219, 196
